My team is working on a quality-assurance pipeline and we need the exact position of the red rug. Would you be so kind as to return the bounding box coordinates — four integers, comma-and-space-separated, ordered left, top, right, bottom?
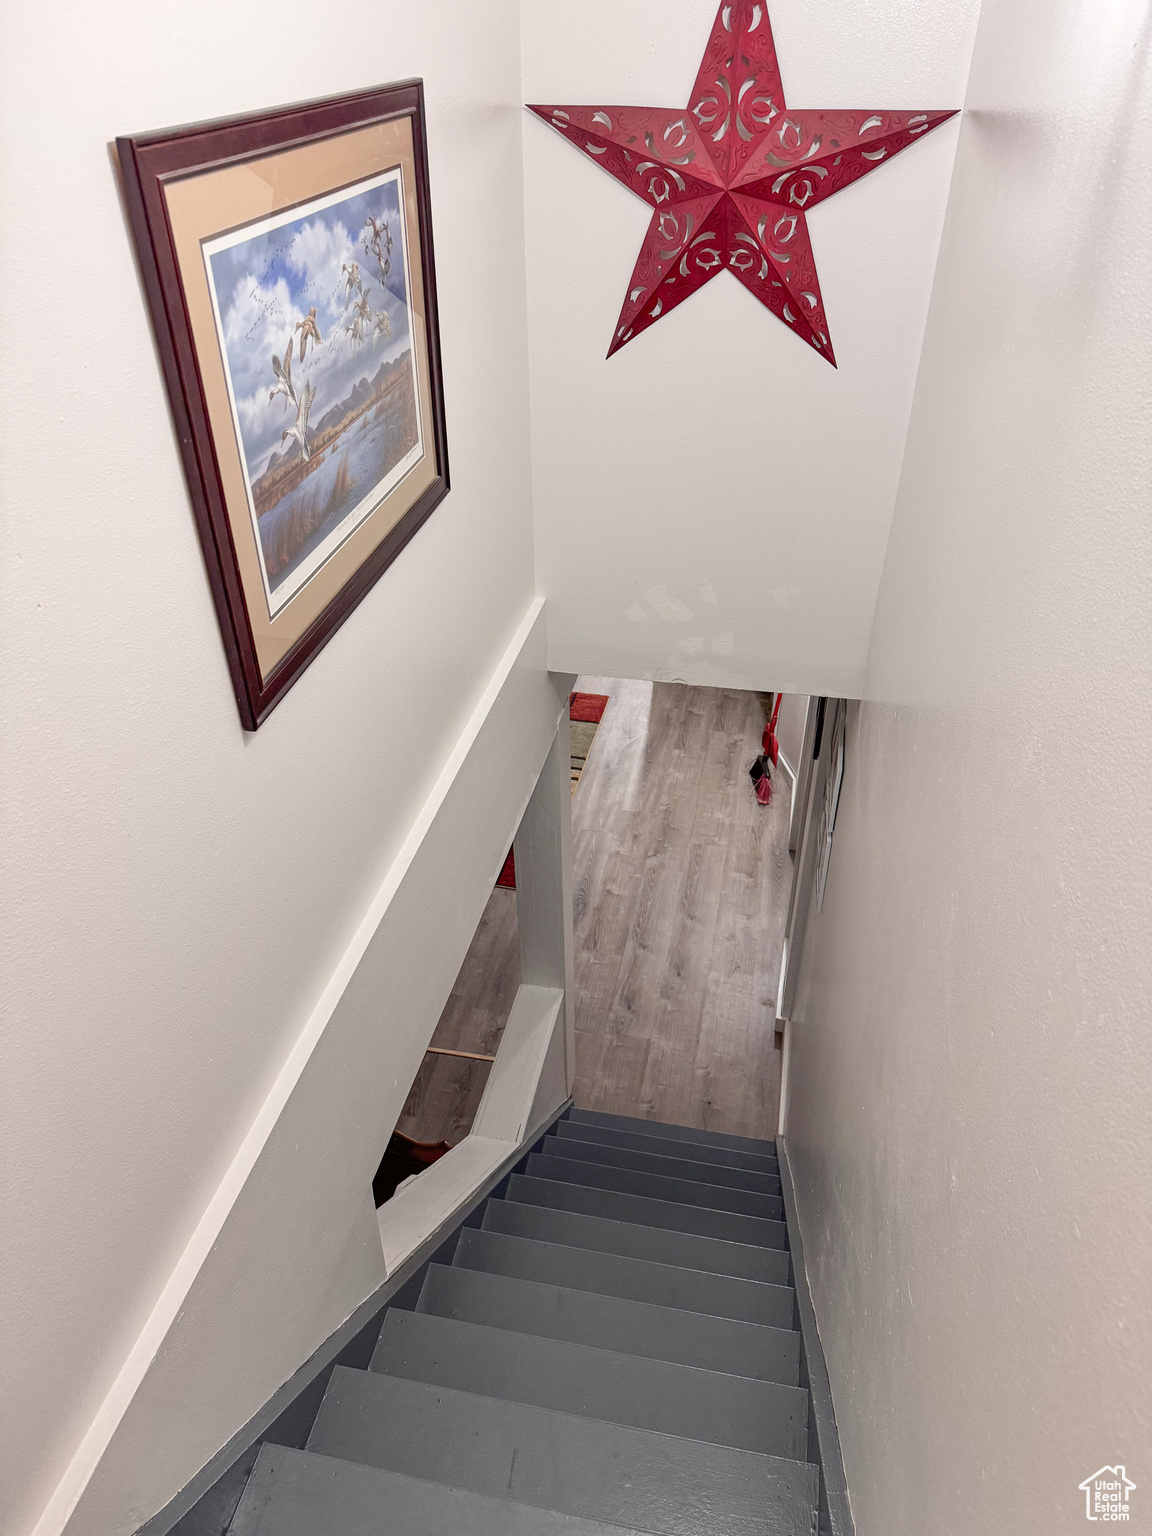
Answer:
497, 692, 610, 888
569, 691, 609, 724
496, 846, 517, 889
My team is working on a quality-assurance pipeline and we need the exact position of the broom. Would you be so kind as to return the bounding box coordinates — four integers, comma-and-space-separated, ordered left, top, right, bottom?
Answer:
749, 693, 783, 805
763, 692, 782, 766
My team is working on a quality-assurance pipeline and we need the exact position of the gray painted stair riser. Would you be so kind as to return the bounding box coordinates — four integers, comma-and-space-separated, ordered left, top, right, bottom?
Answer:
553, 1118, 779, 1176
508, 1172, 788, 1248
227, 1444, 655, 1536
485, 1198, 792, 1285
308, 1368, 820, 1536
526, 1152, 785, 1222
452, 1226, 796, 1329
567, 1108, 776, 1158
370, 1308, 808, 1458
542, 1132, 783, 1195
418, 1262, 801, 1384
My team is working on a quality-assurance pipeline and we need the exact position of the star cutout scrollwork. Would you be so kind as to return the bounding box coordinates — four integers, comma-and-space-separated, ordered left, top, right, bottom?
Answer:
528, 1, 958, 363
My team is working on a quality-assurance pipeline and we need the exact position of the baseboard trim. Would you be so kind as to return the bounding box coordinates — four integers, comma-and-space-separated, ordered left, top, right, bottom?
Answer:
777, 1137, 854, 1536
136, 1098, 572, 1536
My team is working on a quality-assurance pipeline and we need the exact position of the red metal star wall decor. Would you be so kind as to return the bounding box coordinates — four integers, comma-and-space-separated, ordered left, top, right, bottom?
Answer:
528, 1, 958, 364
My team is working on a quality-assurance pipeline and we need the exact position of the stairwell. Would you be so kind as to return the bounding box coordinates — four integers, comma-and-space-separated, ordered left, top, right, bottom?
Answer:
227, 1108, 839, 1536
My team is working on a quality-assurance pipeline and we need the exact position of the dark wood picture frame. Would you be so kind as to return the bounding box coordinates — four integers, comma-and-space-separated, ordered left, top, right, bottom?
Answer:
117, 81, 449, 730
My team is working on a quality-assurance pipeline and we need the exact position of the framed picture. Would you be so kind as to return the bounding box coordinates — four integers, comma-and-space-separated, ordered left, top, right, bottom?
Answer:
117, 81, 449, 729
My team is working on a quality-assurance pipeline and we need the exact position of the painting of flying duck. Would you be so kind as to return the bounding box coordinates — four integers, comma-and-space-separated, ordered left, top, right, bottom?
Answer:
204, 169, 422, 613
117, 82, 448, 728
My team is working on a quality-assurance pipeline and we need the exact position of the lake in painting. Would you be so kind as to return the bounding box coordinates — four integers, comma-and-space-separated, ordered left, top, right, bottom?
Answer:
203, 166, 423, 614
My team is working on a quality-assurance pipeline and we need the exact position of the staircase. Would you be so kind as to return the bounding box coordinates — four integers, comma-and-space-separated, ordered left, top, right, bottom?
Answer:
228, 1108, 822, 1536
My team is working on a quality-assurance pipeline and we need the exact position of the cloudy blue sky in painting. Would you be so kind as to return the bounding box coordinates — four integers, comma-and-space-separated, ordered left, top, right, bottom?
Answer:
206, 172, 412, 480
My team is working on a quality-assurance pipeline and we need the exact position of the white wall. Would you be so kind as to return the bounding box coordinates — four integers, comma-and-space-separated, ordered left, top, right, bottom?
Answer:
0, 5, 547, 1534
784, 0, 1152, 1530
521, 0, 980, 697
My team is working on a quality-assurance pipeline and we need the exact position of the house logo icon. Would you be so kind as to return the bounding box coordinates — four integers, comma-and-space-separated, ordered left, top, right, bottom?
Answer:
1079, 1466, 1136, 1521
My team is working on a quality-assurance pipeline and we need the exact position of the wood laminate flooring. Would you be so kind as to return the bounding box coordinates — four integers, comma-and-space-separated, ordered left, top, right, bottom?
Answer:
570, 678, 788, 1138
396, 678, 789, 1145
393, 886, 518, 1145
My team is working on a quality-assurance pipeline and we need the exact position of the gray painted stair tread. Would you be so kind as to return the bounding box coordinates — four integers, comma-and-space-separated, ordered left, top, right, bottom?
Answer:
418, 1262, 801, 1384
554, 1118, 779, 1176
371, 1309, 807, 1458
228, 1444, 656, 1536
568, 1108, 776, 1158
526, 1151, 785, 1222
453, 1226, 795, 1329
543, 1132, 782, 1195
508, 1172, 788, 1249
308, 1368, 820, 1536
486, 1198, 791, 1285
